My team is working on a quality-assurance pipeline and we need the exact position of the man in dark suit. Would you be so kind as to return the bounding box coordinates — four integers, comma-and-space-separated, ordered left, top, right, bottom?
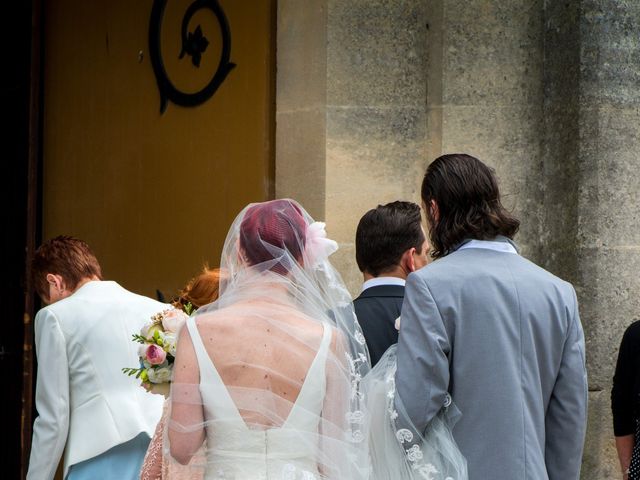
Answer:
353, 201, 429, 366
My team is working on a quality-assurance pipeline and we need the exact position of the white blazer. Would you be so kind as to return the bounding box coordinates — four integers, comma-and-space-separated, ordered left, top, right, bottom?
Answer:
27, 281, 166, 480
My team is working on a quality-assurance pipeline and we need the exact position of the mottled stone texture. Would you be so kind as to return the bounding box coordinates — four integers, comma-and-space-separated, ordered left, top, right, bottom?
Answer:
277, 1, 640, 477
325, 0, 428, 293
278, 0, 429, 294
275, 0, 328, 221
429, 0, 545, 262
572, 2, 640, 477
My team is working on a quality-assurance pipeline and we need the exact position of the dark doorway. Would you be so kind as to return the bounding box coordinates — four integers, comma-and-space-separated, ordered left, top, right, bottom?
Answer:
1, 0, 41, 478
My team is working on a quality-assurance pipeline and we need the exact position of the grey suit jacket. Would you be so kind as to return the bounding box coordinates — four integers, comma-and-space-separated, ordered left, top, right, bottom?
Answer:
395, 237, 587, 480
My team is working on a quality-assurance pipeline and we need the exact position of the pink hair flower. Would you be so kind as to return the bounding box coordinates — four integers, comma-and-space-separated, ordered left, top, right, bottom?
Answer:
305, 221, 338, 267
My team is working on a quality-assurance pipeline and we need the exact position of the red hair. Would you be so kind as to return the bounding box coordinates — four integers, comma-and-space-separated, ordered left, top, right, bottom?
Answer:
32, 236, 103, 299
173, 267, 224, 309
239, 200, 307, 274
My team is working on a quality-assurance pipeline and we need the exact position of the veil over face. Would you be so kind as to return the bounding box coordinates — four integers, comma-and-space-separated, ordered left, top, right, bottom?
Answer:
166, 199, 371, 479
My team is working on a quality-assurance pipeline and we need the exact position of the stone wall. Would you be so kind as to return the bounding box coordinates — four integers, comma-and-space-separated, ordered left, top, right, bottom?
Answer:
569, 2, 640, 477
276, 1, 640, 478
277, 0, 429, 293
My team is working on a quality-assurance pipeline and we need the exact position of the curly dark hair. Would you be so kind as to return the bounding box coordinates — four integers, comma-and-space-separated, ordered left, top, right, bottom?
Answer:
422, 154, 520, 259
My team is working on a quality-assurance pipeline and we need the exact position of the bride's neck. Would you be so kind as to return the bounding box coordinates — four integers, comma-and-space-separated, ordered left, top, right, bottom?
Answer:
237, 274, 296, 303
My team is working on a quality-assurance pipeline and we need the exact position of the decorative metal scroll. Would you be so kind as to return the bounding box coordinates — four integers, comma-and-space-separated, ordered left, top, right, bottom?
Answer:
149, 0, 236, 114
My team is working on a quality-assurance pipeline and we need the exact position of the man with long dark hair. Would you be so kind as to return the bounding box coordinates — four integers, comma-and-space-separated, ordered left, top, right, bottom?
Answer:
394, 154, 587, 479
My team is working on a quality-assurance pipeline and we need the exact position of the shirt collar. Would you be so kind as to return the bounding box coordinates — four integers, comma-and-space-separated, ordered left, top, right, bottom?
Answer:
455, 236, 519, 254
361, 276, 406, 292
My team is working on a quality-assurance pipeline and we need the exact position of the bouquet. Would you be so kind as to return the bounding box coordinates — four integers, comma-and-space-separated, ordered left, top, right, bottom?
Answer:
122, 304, 193, 396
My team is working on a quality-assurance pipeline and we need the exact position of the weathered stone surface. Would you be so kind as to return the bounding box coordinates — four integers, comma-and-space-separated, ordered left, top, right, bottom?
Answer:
277, 0, 327, 112
324, 0, 429, 295
276, 1, 640, 478
275, 0, 328, 220
572, 3, 640, 477
582, 390, 620, 479
275, 109, 327, 220
442, 0, 543, 107
327, 0, 427, 107
434, 0, 545, 263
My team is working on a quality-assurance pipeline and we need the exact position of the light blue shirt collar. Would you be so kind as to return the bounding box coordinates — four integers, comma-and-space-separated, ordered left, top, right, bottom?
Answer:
457, 238, 518, 254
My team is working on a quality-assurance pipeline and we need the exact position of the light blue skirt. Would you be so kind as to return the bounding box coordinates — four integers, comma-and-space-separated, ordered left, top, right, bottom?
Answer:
66, 432, 150, 480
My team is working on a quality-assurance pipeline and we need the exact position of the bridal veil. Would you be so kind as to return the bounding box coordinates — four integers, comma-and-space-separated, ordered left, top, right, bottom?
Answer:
165, 199, 467, 480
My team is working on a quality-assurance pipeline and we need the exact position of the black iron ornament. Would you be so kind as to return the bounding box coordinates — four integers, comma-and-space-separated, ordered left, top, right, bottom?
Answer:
149, 0, 235, 114
180, 25, 209, 67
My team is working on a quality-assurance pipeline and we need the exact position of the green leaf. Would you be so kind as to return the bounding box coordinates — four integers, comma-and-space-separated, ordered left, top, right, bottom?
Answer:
183, 302, 194, 315
131, 333, 148, 344
122, 367, 145, 378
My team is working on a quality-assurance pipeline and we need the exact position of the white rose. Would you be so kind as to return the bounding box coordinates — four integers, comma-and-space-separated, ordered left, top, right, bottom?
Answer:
147, 366, 172, 384
164, 333, 178, 356
137, 344, 148, 358
140, 321, 154, 338
162, 308, 188, 333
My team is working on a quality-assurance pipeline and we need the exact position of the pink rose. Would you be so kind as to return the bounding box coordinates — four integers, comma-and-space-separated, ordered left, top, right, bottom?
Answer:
162, 308, 188, 333
145, 344, 167, 365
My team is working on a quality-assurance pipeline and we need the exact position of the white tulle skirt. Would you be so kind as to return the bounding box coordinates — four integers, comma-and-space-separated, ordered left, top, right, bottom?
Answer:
363, 346, 468, 480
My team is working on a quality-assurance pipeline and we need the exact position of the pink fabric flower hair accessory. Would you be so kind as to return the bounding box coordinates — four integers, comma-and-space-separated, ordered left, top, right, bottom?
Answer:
305, 221, 338, 268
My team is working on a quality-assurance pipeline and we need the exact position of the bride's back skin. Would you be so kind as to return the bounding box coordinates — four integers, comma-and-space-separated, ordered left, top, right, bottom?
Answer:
169, 297, 337, 464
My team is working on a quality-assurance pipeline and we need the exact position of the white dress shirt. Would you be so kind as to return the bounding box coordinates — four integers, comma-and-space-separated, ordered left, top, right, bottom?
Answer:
361, 276, 406, 292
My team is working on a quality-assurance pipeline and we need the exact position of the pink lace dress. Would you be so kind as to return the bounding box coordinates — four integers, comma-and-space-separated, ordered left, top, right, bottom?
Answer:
140, 401, 204, 480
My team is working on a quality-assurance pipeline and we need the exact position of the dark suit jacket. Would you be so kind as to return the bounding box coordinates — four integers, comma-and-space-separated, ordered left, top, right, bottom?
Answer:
353, 284, 404, 367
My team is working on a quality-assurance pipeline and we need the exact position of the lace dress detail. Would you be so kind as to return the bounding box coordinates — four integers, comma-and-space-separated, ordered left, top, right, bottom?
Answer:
362, 345, 467, 480
141, 402, 205, 480
140, 411, 165, 480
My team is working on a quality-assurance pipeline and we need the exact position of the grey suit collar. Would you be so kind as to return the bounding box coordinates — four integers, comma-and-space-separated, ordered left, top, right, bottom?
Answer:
451, 236, 519, 254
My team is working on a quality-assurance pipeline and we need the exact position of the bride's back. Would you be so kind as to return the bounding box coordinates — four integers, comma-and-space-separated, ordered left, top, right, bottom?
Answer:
190, 296, 330, 428
168, 200, 373, 478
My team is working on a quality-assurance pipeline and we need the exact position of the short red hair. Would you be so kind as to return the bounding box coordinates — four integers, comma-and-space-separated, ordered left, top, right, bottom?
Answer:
174, 266, 225, 309
32, 236, 103, 299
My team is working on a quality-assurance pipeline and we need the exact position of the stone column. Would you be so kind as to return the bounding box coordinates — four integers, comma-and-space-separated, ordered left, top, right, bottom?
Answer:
275, 0, 328, 221
277, 0, 429, 294
325, 0, 429, 291
570, 2, 640, 478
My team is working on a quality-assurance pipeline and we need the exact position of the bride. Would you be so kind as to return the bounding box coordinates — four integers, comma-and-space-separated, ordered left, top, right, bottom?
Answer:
166, 199, 466, 480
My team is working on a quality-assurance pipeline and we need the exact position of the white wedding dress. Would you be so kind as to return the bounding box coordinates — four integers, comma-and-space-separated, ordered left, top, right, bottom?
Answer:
185, 316, 332, 480
167, 200, 466, 480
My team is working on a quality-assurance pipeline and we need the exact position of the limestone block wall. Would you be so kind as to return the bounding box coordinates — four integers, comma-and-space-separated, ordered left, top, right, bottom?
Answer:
277, 0, 429, 294
569, 2, 640, 478
276, 1, 640, 478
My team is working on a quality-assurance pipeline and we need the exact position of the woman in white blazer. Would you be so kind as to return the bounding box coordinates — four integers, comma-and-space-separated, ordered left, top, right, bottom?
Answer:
27, 236, 165, 480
